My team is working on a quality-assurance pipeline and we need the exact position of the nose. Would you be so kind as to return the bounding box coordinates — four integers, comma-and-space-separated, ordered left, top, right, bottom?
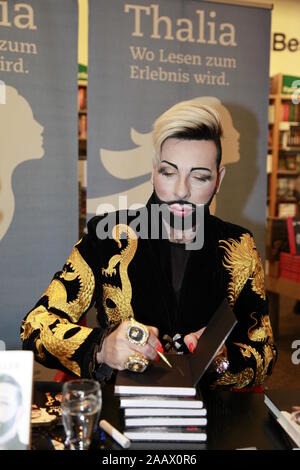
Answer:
175, 175, 190, 200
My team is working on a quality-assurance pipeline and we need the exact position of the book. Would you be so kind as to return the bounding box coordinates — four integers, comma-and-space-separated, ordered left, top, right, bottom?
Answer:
287, 217, 300, 255
119, 394, 204, 409
124, 407, 207, 417
0, 351, 34, 450
264, 389, 300, 448
115, 299, 237, 397
124, 426, 207, 442
125, 416, 207, 427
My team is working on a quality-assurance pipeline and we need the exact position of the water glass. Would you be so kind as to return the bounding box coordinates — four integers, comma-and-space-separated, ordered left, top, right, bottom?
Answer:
61, 379, 102, 450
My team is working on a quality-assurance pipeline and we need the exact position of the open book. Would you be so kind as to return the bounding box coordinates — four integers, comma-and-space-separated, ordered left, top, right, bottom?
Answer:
115, 299, 237, 397
0, 351, 34, 450
264, 389, 300, 448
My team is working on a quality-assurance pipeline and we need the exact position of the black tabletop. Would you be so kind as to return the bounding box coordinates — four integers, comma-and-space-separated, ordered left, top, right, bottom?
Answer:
31, 381, 291, 451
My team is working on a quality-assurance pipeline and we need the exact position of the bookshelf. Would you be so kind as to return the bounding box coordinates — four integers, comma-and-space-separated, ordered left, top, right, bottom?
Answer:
78, 81, 87, 237
268, 74, 300, 219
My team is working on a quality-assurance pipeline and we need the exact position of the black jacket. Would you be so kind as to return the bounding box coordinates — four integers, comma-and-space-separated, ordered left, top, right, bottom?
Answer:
21, 195, 276, 389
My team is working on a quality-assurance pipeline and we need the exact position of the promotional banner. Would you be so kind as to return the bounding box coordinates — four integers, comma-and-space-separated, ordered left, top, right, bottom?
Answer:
0, 0, 78, 349
87, 0, 271, 258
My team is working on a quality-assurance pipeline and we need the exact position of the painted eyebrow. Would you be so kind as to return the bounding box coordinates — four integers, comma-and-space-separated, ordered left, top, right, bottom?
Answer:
160, 160, 212, 173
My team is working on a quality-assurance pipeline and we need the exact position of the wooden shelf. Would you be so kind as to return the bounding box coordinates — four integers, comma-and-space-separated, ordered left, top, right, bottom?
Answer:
280, 147, 300, 152
280, 94, 295, 100
268, 73, 300, 218
277, 170, 299, 176
276, 196, 297, 203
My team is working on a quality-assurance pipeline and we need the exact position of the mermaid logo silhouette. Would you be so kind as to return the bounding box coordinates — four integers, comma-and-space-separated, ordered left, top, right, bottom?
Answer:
0, 86, 44, 241
87, 97, 240, 215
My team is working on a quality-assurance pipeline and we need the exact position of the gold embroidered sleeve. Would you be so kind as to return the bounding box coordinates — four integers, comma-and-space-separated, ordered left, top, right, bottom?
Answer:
21, 306, 93, 376
210, 233, 277, 390
21, 238, 103, 378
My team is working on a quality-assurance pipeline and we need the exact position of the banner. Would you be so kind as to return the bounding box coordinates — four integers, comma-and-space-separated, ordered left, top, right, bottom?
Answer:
0, 0, 78, 349
87, 0, 271, 258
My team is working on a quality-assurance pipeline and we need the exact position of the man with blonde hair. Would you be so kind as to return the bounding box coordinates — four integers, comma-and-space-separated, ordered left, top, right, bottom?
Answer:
21, 99, 276, 389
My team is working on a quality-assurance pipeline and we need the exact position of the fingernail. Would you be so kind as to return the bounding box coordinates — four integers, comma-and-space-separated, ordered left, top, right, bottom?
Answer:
154, 355, 159, 362
156, 344, 164, 353
189, 343, 194, 353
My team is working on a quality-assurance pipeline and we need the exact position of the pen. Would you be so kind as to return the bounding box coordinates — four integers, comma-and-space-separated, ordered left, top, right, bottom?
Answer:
157, 350, 172, 368
99, 419, 131, 449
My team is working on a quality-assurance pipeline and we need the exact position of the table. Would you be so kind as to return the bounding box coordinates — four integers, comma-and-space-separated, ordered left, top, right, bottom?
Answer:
31, 381, 291, 451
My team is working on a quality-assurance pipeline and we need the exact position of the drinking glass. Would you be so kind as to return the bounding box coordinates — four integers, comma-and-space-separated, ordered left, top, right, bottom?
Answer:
61, 379, 102, 450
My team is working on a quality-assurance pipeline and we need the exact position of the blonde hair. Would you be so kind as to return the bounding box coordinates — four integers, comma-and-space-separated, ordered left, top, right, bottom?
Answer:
152, 98, 223, 168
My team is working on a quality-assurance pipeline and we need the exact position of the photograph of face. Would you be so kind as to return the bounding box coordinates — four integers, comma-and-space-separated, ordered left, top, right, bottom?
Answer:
0, 374, 26, 450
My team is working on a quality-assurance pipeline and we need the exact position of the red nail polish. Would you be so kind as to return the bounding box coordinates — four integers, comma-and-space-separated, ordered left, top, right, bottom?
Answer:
189, 343, 194, 353
154, 355, 159, 362
156, 344, 164, 353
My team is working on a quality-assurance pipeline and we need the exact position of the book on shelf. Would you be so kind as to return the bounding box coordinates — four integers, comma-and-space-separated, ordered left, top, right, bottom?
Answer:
278, 203, 298, 218
264, 389, 300, 448
119, 393, 204, 409
124, 416, 207, 427
287, 217, 300, 255
124, 426, 207, 442
115, 299, 237, 397
0, 351, 34, 450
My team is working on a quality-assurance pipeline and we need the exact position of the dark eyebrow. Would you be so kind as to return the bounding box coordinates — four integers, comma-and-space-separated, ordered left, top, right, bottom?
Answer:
160, 160, 212, 173
191, 167, 212, 173
161, 160, 178, 169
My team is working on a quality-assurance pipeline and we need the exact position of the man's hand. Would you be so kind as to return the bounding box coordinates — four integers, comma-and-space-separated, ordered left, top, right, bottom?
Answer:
184, 327, 227, 357
183, 327, 206, 353
96, 321, 162, 370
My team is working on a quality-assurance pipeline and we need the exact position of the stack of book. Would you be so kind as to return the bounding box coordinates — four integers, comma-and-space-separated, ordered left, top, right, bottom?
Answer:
115, 353, 209, 443
118, 390, 207, 443
114, 299, 237, 443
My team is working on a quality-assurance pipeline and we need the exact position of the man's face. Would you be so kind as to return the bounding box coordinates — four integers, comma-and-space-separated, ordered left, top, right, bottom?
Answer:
152, 138, 225, 216
0, 383, 19, 423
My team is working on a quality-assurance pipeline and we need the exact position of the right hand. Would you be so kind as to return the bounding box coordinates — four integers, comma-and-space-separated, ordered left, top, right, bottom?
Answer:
96, 320, 162, 370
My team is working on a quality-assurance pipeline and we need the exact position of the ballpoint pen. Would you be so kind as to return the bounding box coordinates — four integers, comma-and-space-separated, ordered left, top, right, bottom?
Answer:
156, 350, 172, 368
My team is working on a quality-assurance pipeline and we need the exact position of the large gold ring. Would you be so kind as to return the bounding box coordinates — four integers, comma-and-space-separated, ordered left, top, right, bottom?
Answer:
124, 354, 149, 373
126, 319, 149, 347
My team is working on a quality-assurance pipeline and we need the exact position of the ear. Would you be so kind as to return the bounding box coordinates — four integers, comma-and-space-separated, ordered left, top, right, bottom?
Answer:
216, 166, 226, 193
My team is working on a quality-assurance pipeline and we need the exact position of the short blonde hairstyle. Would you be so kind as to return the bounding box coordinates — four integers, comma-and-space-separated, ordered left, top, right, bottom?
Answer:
152, 98, 223, 168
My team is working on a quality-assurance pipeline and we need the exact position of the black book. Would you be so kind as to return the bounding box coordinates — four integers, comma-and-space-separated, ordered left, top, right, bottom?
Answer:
124, 416, 207, 427
124, 426, 207, 442
119, 393, 204, 409
115, 299, 237, 397
264, 389, 300, 448
124, 407, 207, 417
287, 217, 300, 255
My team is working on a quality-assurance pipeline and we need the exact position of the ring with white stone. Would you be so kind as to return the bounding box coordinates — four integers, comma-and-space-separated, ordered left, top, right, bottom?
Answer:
124, 354, 149, 373
126, 319, 149, 347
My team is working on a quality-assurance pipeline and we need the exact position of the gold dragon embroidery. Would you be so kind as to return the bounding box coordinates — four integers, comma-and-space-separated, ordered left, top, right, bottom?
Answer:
102, 224, 138, 325
219, 233, 266, 307
214, 341, 274, 389
248, 312, 274, 343
43, 243, 95, 323
213, 367, 255, 389
21, 306, 92, 376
